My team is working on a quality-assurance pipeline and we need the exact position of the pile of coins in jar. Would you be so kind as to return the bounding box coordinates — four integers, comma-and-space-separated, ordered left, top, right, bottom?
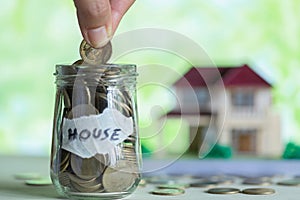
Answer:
54, 40, 140, 194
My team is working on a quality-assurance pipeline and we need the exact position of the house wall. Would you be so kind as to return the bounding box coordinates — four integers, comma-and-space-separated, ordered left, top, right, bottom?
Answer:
217, 87, 282, 157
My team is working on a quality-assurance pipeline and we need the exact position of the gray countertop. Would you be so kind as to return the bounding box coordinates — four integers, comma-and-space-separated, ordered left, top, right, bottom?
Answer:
1, 156, 300, 199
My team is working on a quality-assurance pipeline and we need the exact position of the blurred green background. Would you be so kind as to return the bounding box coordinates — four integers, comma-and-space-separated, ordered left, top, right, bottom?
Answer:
0, 0, 299, 156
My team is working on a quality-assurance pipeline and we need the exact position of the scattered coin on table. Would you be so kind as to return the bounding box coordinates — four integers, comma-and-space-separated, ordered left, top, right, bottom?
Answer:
190, 180, 220, 188
242, 177, 272, 185
277, 179, 300, 186
242, 188, 275, 195
25, 177, 53, 186
157, 184, 190, 190
151, 188, 185, 196
206, 187, 240, 194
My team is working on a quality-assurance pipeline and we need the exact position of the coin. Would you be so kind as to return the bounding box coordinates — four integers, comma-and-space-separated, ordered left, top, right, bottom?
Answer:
242, 188, 275, 195
60, 150, 70, 172
79, 40, 112, 65
207, 176, 235, 185
104, 66, 121, 76
71, 178, 102, 193
151, 188, 185, 196
243, 178, 272, 186
70, 154, 102, 180
72, 59, 84, 66
206, 187, 240, 194
277, 179, 300, 186
157, 184, 189, 190
68, 172, 98, 184
58, 172, 71, 187
25, 177, 53, 186
190, 180, 219, 188
102, 160, 138, 192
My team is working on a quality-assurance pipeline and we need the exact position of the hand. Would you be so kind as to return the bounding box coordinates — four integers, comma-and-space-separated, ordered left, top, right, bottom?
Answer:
74, 0, 135, 48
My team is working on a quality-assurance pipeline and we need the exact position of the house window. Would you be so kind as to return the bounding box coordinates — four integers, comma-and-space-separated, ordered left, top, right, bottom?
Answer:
232, 90, 254, 107
196, 89, 209, 106
181, 89, 209, 106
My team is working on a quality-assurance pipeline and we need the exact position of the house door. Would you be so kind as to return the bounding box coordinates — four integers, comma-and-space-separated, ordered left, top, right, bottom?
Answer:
189, 126, 204, 155
232, 129, 257, 154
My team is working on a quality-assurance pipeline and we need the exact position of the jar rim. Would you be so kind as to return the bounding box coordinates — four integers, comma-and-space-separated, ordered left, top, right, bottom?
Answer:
54, 63, 137, 86
54, 63, 137, 76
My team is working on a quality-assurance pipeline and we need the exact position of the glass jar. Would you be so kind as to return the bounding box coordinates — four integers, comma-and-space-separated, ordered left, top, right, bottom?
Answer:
50, 64, 141, 200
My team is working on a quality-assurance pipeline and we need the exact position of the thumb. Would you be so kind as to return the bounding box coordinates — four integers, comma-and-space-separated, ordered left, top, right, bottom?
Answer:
74, 0, 112, 48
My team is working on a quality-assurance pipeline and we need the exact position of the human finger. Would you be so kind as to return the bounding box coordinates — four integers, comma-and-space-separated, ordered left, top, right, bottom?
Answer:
110, 0, 135, 34
74, 0, 113, 48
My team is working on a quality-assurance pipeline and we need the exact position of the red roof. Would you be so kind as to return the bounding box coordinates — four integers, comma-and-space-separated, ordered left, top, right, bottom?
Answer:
174, 64, 271, 87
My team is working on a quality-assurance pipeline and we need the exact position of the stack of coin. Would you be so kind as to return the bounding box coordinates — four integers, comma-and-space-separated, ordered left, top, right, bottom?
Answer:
53, 40, 140, 194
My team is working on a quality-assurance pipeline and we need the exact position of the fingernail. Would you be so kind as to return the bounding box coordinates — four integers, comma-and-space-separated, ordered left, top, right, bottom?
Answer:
87, 26, 110, 48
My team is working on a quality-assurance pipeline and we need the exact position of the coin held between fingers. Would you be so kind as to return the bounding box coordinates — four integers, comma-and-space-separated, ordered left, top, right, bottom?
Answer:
79, 40, 112, 65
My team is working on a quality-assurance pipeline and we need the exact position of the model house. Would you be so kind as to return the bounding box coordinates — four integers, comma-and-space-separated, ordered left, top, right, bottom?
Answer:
166, 64, 282, 158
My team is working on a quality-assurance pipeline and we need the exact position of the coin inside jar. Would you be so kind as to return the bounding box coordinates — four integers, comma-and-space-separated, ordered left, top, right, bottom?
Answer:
102, 160, 138, 192
70, 154, 103, 180
79, 40, 112, 65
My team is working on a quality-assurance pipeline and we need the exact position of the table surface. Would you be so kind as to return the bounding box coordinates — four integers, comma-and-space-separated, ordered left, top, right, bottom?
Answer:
1, 156, 300, 200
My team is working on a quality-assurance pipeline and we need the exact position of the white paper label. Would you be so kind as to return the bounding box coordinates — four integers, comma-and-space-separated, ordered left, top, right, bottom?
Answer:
62, 108, 133, 158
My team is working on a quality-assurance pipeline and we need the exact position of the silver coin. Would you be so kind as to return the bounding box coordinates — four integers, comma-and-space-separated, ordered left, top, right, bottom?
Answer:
68, 172, 98, 184
277, 179, 300, 186
71, 179, 102, 193
242, 188, 275, 195
157, 184, 189, 190
190, 180, 219, 188
70, 154, 102, 180
102, 160, 138, 192
151, 188, 185, 196
206, 187, 240, 194
104, 67, 121, 76
58, 172, 71, 187
94, 153, 110, 167
243, 178, 272, 186
72, 59, 84, 66
25, 177, 53, 186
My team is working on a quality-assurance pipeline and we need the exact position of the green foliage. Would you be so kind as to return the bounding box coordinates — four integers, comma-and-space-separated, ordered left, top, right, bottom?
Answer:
282, 142, 300, 159
205, 143, 232, 159
1, 0, 300, 155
